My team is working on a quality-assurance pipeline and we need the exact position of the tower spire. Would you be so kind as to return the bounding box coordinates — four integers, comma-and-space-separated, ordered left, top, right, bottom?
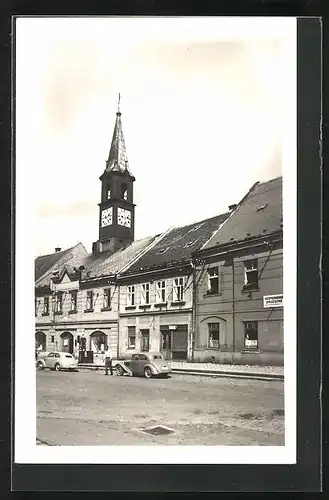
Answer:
104, 95, 133, 177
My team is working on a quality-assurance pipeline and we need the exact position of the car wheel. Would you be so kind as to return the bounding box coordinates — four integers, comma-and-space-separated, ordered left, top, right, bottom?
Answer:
144, 366, 152, 379
116, 365, 124, 376
54, 363, 60, 372
36, 361, 44, 371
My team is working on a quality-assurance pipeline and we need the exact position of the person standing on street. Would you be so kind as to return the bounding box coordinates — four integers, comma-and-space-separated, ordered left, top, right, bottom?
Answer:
104, 345, 113, 375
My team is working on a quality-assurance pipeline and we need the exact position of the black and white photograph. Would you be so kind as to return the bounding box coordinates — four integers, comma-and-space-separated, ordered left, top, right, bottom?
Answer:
14, 16, 297, 465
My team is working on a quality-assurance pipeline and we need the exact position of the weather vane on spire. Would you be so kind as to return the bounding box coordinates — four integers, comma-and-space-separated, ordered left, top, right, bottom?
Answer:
117, 92, 121, 114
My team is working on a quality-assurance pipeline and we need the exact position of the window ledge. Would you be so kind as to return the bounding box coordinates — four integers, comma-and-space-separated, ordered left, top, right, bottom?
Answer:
207, 346, 220, 350
125, 306, 136, 310
84, 309, 94, 313
68, 310, 77, 315
42, 312, 49, 317
203, 292, 222, 298
101, 307, 112, 312
139, 304, 151, 309
241, 348, 260, 353
154, 302, 167, 307
54, 311, 63, 316
127, 346, 136, 350
171, 301, 186, 306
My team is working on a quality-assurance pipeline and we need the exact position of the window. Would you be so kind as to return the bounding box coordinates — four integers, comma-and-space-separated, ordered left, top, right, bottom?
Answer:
139, 354, 147, 361
121, 182, 128, 200
43, 297, 49, 314
55, 293, 63, 313
65, 354, 73, 358
103, 288, 111, 309
244, 259, 258, 288
86, 291, 93, 311
173, 277, 184, 302
141, 329, 150, 351
141, 283, 150, 305
244, 321, 258, 348
208, 323, 220, 348
70, 291, 77, 312
207, 267, 219, 294
127, 285, 135, 306
107, 189, 111, 199
51, 335, 55, 343
183, 239, 199, 248
156, 280, 166, 303
128, 326, 136, 349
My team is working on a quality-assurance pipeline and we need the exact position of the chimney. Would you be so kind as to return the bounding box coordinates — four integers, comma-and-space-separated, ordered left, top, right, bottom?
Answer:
55, 247, 61, 252
228, 204, 237, 211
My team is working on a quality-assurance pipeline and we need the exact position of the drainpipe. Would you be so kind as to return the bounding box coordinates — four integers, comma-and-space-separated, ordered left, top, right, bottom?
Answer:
116, 277, 120, 361
232, 257, 236, 360
191, 259, 197, 363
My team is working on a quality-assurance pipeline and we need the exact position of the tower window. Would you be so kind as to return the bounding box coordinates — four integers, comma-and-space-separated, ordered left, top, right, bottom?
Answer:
107, 189, 111, 199
121, 183, 128, 200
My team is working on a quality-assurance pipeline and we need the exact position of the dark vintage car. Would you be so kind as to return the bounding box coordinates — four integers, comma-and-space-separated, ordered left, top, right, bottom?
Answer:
115, 352, 171, 378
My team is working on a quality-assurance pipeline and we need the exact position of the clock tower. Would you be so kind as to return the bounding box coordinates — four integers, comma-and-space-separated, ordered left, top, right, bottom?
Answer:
93, 96, 136, 254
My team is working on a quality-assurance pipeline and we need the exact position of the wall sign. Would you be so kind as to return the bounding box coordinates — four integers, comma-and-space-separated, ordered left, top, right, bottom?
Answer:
168, 325, 177, 330
263, 294, 283, 308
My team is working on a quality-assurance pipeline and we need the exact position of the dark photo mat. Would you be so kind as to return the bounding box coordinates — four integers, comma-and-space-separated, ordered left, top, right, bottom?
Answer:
5, 14, 322, 493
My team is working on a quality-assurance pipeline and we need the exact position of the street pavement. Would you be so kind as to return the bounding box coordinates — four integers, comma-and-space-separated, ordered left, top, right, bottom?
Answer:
36, 370, 284, 446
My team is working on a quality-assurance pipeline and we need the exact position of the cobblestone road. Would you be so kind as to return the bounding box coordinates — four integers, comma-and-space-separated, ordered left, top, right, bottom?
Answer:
36, 370, 284, 446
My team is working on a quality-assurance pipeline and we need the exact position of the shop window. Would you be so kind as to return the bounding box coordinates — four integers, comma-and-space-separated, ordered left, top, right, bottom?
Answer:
141, 329, 150, 351
103, 288, 111, 309
43, 297, 49, 315
90, 331, 107, 353
173, 277, 184, 302
207, 267, 219, 294
244, 259, 258, 289
156, 280, 166, 303
127, 285, 135, 306
208, 323, 220, 348
70, 291, 77, 312
244, 321, 258, 349
86, 291, 93, 311
128, 326, 136, 349
141, 283, 150, 305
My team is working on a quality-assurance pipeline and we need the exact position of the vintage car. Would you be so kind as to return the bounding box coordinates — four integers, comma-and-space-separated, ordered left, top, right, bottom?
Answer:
36, 351, 78, 372
115, 352, 171, 378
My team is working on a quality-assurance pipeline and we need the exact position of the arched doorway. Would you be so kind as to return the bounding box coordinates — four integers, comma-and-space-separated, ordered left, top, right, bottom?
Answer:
60, 331, 74, 353
90, 330, 108, 353
35, 331, 46, 351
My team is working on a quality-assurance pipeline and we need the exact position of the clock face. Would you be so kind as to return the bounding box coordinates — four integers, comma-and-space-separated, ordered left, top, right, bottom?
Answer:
101, 207, 113, 227
117, 207, 131, 228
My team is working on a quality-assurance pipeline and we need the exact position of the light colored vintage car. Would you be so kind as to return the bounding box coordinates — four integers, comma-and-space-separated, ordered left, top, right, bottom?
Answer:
115, 352, 171, 378
36, 351, 78, 372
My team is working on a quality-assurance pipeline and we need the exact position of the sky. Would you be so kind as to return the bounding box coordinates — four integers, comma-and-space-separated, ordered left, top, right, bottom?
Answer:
15, 17, 295, 256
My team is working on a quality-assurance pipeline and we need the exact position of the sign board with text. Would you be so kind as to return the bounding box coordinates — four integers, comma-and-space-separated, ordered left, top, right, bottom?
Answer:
263, 294, 283, 308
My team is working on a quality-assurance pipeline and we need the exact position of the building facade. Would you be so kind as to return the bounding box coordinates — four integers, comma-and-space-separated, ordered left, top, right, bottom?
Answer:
193, 177, 283, 365
35, 101, 284, 366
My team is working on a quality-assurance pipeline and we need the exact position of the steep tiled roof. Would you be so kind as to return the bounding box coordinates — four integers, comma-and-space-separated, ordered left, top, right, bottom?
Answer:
124, 213, 230, 275
202, 176, 282, 250
35, 243, 88, 288
80, 235, 160, 280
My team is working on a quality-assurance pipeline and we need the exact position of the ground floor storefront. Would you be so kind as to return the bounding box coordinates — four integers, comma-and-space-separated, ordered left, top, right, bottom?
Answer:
194, 310, 284, 366
118, 312, 192, 361
35, 321, 118, 361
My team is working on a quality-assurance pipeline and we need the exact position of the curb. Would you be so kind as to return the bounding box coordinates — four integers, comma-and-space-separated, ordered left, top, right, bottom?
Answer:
77, 363, 284, 381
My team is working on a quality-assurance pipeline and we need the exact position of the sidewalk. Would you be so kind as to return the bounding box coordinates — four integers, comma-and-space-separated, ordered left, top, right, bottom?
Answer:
78, 358, 284, 380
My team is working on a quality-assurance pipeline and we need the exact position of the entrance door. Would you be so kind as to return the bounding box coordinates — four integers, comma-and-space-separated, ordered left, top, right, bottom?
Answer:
35, 331, 46, 351
60, 332, 74, 353
161, 331, 172, 360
